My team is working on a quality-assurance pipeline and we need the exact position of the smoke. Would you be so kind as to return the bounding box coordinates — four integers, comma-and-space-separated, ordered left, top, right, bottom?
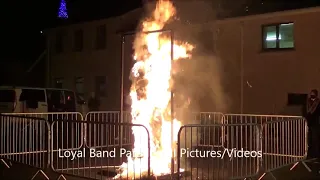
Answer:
162, 0, 230, 163
173, 53, 229, 155
175, 53, 228, 109
165, 1, 230, 123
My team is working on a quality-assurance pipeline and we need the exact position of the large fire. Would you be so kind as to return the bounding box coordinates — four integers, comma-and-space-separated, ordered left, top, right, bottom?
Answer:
114, 0, 193, 178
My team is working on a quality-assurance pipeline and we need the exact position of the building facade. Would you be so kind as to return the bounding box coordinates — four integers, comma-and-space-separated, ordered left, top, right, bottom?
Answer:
212, 6, 320, 115
46, 6, 320, 114
46, 8, 143, 111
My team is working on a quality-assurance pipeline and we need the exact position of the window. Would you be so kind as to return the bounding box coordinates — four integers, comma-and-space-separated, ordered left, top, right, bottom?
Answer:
19, 89, 46, 102
75, 77, 85, 96
95, 25, 106, 49
95, 76, 107, 97
262, 23, 294, 50
55, 31, 65, 53
73, 29, 83, 51
19, 89, 45, 109
46, 89, 64, 111
54, 78, 64, 88
287, 93, 307, 106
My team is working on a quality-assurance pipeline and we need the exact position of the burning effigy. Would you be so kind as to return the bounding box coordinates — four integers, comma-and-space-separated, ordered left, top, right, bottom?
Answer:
114, 0, 194, 179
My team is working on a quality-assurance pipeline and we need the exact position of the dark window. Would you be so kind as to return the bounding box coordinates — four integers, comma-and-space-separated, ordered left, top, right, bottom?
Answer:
287, 93, 307, 106
73, 29, 83, 51
75, 77, 84, 96
19, 89, 45, 109
262, 23, 294, 50
19, 89, 46, 102
96, 25, 106, 49
47, 89, 64, 111
95, 76, 107, 97
55, 31, 65, 53
54, 78, 64, 88
0, 90, 16, 102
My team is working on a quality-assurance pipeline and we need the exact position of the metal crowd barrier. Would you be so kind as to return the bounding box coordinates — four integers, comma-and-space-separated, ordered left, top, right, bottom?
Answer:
259, 118, 308, 179
0, 114, 50, 169
223, 113, 303, 125
177, 123, 261, 180
191, 112, 225, 149
222, 114, 309, 179
223, 114, 304, 149
2, 112, 84, 123
176, 116, 308, 180
84, 111, 133, 149
0, 111, 310, 180
51, 119, 150, 180
3, 112, 85, 153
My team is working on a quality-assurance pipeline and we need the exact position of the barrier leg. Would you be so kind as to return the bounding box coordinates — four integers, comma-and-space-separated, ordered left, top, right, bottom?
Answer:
30, 169, 49, 180
0, 159, 11, 169
57, 174, 67, 180
268, 172, 277, 180
258, 172, 276, 180
290, 158, 318, 173
302, 161, 312, 172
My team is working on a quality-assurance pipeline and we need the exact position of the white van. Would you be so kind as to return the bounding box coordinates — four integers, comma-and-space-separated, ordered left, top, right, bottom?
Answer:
0, 86, 86, 113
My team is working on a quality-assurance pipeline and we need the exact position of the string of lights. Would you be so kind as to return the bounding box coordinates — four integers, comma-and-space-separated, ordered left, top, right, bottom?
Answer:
58, 0, 68, 19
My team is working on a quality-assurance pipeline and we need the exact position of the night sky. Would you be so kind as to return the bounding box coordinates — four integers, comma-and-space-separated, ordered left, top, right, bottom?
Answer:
2, 0, 142, 64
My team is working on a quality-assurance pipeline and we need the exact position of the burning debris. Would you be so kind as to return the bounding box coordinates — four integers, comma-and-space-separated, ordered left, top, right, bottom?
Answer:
114, 0, 194, 179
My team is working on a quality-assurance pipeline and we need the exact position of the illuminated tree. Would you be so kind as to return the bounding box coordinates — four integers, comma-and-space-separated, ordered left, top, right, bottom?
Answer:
58, 0, 68, 19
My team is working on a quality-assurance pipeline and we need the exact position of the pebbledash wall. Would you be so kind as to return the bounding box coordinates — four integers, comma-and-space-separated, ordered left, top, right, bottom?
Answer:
46, 5, 320, 115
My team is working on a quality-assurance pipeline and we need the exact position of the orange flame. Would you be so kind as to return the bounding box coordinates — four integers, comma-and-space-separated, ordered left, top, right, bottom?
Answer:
115, 0, 193, 178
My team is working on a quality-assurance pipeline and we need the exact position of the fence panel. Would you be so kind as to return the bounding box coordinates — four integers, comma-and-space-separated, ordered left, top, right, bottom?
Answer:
84, 111, 133, 149
0, 114, 50, 169
192, 112, 225, 149
223, 114, 303, 149
0, 111, 309, 179
261, 118, 308, 172
51, 119, 150, 180
51, 116, 84, 152
177, 123, 261, 180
